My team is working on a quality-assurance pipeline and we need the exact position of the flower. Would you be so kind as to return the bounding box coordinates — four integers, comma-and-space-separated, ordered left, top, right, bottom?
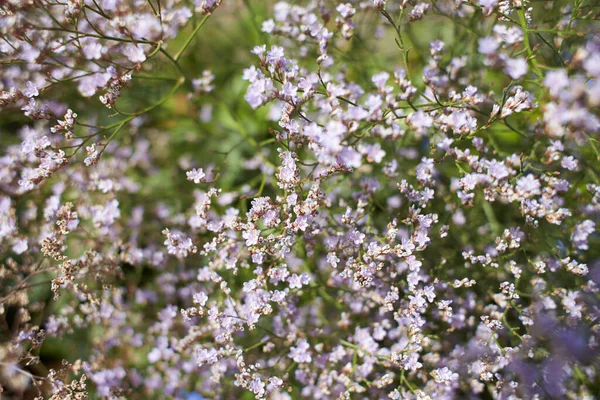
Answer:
23, 81, 39, 98
289, 339, 311, 363
186, 168, 206, 183
504, 57, 528, 79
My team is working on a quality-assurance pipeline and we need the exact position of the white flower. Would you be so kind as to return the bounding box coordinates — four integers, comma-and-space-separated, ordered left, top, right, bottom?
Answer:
12, 239, 28, 254
289, 339, 311, 363
242, 227, 260, 246
186, 168, 206, 184
516, 174, 541, 198
503, 57, 528, 79
432, 367, 458, 386
23, 81, 39, 98
193, 292, 208, 307
124, 44, 146, 63
561, 155, 579, 171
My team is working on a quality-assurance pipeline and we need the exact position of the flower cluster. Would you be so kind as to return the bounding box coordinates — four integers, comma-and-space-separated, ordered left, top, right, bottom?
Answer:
1, 0, 599, 399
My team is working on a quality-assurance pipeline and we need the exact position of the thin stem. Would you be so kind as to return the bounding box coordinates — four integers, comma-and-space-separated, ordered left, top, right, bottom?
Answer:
159, 48, 188, 79
174, 13, 211, 61
518, 7, 544, 79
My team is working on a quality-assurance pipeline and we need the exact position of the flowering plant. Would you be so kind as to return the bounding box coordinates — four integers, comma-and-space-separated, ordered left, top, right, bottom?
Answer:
1, 0, 599, 398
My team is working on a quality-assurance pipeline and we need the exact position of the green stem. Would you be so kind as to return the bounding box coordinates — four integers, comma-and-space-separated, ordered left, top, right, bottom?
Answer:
482, 200, 501, 237
174, 13, 211, 61
380, 9, 413, 84
518, 7, 543, 79
159, 48, 188, 79
117, 76, 185, 116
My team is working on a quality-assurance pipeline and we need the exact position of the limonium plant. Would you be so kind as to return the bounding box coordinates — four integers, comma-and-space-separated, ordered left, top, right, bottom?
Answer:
0, 0, 599, 398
